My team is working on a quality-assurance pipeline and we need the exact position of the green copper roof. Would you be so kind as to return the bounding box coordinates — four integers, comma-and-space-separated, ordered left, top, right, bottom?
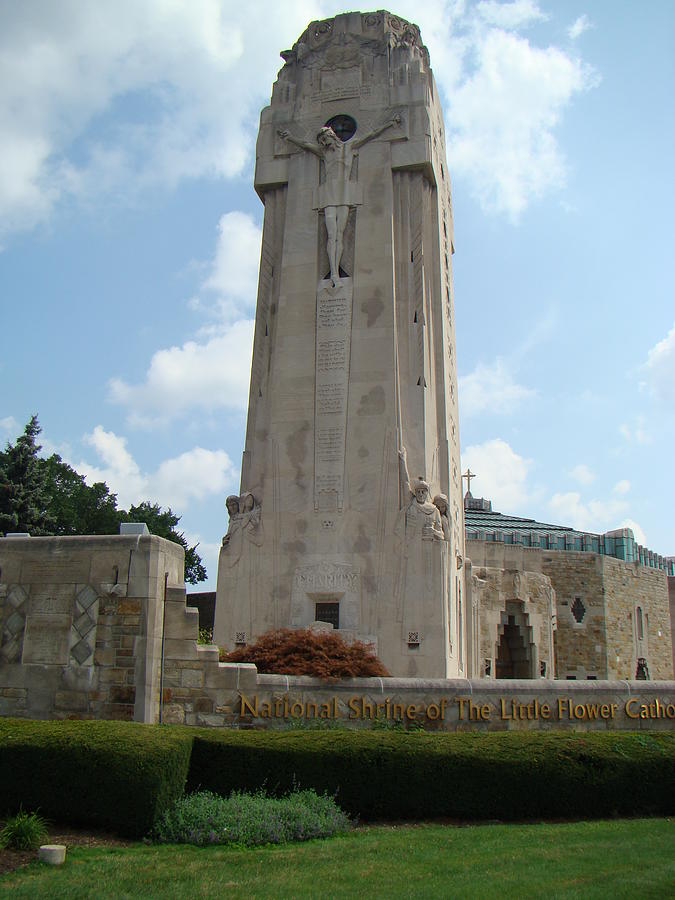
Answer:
464, 494, 673, 575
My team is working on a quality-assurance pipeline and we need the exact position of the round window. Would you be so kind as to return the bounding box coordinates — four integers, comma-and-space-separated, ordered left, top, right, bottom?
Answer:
324, 114, 357, 142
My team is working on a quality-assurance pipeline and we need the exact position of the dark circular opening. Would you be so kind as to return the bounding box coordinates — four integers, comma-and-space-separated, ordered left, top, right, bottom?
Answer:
324, 114, 357, 142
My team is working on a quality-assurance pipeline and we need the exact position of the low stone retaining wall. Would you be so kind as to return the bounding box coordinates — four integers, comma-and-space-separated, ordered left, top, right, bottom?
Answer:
163, 661, 675, 732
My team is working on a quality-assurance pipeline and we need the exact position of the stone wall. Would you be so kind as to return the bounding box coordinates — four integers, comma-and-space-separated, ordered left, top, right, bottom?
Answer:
1, 535, 673, 733
600, 556, 673, 680
464, 553, 554, 680
0, 534, 183, 722
466, 541, 674, 682
539, 551, 607, 679
153, 552, 675, 733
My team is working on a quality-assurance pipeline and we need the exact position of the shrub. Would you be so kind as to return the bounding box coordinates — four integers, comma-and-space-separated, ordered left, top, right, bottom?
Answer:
152, 788, 352, 846
0, 719, 193, 838
221, 628, 390, 678
187, 729, 675, 822
0, 809, 49, 850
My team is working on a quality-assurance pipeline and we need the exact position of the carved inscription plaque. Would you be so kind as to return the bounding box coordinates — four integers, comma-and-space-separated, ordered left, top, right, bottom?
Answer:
317, 384, 345, 415
21, 559, 90, 583
29, 590, 73, 616
22, 614, 71, 665
318, 299, 349, 329
317, 339, 346, 370
316, 427, 343, 463
314, 282, 353, 509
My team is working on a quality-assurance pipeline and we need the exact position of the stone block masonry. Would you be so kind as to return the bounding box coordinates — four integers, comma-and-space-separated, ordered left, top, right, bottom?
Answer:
1, 534, 673, 732
0, 534, 184, 722
466, 541, 674, 683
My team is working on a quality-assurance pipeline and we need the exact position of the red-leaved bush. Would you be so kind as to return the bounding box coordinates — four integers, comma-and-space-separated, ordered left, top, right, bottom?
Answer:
220, 628, 389, 680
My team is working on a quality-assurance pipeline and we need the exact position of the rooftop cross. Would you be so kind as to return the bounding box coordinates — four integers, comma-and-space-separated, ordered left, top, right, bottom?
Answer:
462, 468, 476, 494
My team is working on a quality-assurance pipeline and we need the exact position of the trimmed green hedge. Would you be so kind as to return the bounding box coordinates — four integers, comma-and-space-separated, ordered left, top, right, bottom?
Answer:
186, 730, 675, 822
0, 719, 192, 837
1, 722, 673, 834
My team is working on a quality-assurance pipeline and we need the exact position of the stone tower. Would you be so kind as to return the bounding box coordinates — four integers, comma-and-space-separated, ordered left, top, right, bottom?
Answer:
214, 11, 466, 678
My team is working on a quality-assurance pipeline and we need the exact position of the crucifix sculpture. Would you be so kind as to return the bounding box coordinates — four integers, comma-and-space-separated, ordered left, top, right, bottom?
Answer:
278, 115, 401, 285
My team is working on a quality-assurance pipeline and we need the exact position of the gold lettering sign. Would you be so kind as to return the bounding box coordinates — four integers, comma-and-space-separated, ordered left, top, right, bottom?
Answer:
237, 693, 675, 726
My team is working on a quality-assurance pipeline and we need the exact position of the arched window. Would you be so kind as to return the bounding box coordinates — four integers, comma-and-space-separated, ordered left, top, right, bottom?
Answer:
636, 606, 644, 641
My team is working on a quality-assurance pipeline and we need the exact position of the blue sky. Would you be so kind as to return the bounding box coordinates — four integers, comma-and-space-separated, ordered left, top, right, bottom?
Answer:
2, 0, 674, 590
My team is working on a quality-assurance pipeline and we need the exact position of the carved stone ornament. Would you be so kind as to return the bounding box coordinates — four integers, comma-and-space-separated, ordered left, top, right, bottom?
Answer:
362, 13, 382, 28
293, 561, 359, 592
397, 448, 444, 544
222, 492, 263, 554
282, 11, 429, 73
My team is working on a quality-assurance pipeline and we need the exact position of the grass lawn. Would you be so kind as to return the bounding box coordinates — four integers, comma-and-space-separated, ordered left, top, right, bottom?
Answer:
2, 818, 673, 899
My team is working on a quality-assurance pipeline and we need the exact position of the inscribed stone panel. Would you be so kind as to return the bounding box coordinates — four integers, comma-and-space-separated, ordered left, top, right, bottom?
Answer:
22, 614, 71, 664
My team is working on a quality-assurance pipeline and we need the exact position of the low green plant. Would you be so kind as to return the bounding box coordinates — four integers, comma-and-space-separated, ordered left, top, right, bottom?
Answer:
0, 808, 49, 850
152, 788, 352, 846
198, 627, 213, 645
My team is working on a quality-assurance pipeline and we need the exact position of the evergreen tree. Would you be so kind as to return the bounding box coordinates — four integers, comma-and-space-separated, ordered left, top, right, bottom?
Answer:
0, 415, 55, 535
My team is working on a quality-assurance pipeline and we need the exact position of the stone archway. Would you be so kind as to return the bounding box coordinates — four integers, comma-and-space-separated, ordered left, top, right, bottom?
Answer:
495, 600, 536, 679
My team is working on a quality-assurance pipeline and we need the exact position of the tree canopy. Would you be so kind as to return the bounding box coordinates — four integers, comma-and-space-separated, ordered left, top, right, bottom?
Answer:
0, 416, 206, 584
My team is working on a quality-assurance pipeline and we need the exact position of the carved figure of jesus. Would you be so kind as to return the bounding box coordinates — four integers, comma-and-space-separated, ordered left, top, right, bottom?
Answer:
278, 115, 401, 285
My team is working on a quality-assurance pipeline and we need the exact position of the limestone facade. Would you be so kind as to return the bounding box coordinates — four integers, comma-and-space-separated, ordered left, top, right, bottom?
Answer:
0, 534, 183, 722
214, 12, 465, 678
466, 541, 674, 683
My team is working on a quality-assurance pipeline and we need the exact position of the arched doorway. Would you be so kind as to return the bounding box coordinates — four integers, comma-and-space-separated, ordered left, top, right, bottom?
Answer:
495, 600, 535, 679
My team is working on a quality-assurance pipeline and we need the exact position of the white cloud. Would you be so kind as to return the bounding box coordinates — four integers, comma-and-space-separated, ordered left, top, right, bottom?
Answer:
0, 1, 598, 239
0, 0, 323, 239
462, 438, 532, 510
642, 323, 675, 406
0, 416, 19, 440
199, 211, 262, 319
477, 0, 547, 29
620, 518, 647, 546
548, 491, 628, 534
109, 319, 255, 427
613, 479, 630, 496
152, 447, 236, 509
568, 14, 592, 40
75, 425, 237, 510
569, 464, 595, 486
110, 210, 260, 426
459, 358, 536, 416
78, 426, 145, 501
447, 25, 596, 219
619, 417, 651, 445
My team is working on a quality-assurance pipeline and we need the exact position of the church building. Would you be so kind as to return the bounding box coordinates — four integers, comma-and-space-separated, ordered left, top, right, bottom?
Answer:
464, 491, 674, 681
